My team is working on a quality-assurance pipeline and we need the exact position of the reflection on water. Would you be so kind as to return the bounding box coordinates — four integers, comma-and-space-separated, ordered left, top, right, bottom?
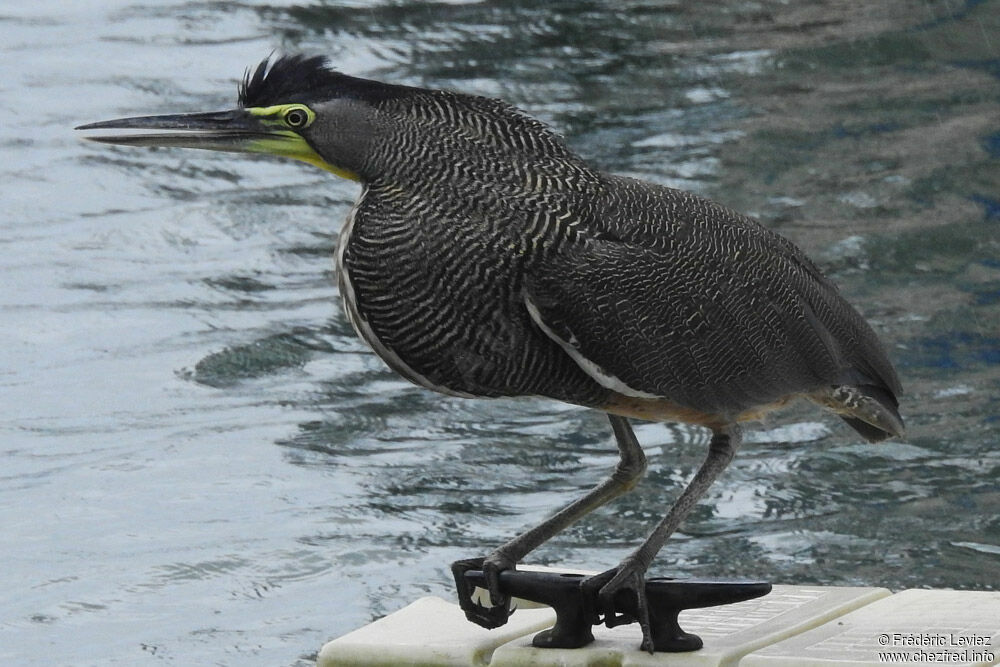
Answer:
1, 1, 998, 665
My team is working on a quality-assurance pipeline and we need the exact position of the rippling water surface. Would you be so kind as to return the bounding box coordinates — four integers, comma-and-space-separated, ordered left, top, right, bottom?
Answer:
2, 1, 998, 665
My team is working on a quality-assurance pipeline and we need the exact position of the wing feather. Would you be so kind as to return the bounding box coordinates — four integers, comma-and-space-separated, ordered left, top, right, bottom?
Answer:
524, 178, 899, 417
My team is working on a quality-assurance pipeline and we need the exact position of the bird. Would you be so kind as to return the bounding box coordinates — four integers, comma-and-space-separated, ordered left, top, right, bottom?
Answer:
77, 54, 904, 653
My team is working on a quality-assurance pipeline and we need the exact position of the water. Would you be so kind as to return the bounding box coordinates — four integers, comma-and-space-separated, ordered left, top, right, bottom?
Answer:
1, 1, 998, 664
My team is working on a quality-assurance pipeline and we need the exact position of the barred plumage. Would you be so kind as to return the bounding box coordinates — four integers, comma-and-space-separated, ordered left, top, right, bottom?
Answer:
81, 54, 904, 653
275, 54, 904, 649
324, 66, 901, 437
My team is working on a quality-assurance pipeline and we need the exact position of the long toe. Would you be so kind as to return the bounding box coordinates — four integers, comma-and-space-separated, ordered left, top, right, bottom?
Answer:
467, 599, 512, 629
482, 550, 516, 608
580, 569, 620, 625
451, 556, 512, 629
582, 559, 654, 653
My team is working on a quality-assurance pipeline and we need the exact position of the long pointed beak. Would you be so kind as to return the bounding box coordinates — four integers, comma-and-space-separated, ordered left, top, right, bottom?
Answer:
77, 108, 355, 179
75, 109, 275, 153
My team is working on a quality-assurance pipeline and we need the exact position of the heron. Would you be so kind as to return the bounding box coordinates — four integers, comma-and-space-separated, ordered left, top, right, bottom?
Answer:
77, 54, 903, 653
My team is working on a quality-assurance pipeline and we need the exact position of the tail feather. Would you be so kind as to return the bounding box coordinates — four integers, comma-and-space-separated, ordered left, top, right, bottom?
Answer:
811, 383, 904, 443
839, 415, 896, 443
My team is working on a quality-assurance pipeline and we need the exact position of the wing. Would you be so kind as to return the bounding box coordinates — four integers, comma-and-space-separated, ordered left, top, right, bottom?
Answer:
524, 181, 900, 417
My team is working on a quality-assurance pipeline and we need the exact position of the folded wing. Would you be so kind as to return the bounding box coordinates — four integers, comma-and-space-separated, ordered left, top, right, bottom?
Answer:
524, 181, 901, 431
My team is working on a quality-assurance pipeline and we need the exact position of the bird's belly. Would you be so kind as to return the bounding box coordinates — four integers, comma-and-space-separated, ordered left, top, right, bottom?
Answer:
602, 392, 797, 429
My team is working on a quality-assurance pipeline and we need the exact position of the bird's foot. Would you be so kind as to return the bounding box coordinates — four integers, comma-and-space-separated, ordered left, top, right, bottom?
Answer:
450, 551, 516, 629
582, 556, 655, 653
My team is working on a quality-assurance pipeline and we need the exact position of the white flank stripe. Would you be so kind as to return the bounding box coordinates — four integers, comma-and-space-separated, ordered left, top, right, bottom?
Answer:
523, 294, 662, 400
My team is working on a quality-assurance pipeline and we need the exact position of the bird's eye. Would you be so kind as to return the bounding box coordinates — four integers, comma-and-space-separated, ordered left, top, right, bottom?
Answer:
284, 108, 309, 128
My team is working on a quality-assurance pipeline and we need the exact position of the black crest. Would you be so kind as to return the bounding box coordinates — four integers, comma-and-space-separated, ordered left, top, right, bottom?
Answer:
239, 55, 334, 107
238, 54, 411, 108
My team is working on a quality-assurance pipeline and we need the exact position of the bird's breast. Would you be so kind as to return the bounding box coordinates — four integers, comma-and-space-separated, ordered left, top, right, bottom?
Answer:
334, 185, 607, 405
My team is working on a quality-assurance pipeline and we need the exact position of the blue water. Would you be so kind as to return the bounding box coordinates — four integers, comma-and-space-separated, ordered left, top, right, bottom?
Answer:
1, 2, 998, 665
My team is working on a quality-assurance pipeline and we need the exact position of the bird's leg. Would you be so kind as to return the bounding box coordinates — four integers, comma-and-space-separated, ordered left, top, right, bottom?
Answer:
453, 414, 647, 628
582, 424, 742, 653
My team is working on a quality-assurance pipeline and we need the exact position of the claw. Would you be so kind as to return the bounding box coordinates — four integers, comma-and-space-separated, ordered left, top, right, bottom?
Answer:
482, 553, 514, 607
581, 557, 654, 653
450, 554, 515, 629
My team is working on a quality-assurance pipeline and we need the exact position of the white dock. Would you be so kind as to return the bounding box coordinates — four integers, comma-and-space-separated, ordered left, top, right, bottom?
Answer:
318, 570, 999, 666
